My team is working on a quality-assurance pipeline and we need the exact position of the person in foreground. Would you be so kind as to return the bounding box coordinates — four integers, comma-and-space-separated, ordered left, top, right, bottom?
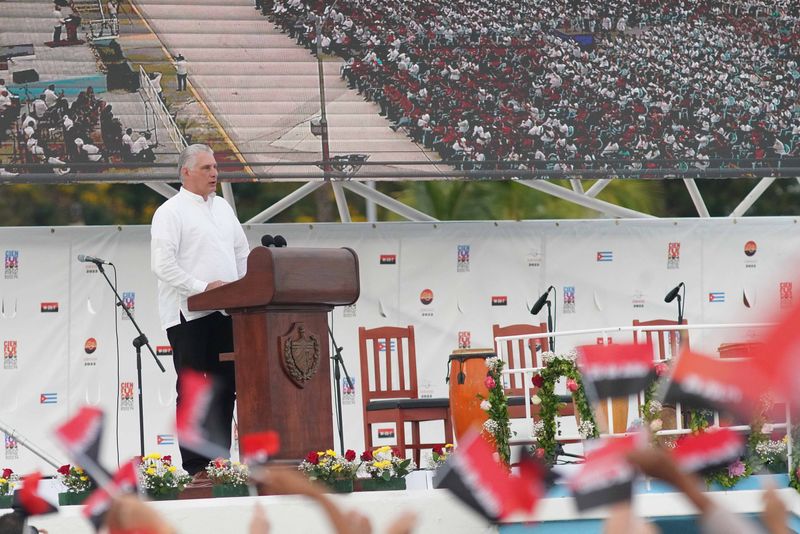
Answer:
150, 144, 250, 481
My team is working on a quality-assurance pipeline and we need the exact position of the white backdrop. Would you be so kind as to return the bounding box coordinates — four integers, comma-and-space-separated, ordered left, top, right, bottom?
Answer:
0, 218, 798, 473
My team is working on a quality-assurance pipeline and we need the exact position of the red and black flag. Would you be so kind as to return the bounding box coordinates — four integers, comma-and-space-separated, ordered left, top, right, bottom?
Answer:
672, 428, 745, 475
82, 458, 139, 531
661, 350, 767, 421
568, 433, 644, 511
175, 370, 230, 460
12, 472, 58, 517
433, 429, 544, 522
577, 343, 656, 399
240, 431, 281, 467
53, 406, 111, 487
752, 302, 800, 409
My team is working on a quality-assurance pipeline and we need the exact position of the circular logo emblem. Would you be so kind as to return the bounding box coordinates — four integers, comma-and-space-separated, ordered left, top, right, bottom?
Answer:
420, 289, 434, 305
84, 338, 97, 354
744, 241, 757, 257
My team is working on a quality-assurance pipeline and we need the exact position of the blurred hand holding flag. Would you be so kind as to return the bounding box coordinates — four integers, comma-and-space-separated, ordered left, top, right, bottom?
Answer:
14, 472, 58, 517
240, 431, 280, 467
660, 350, 768, 422
176, 370, 232, 461
53, 406, 111, 488
671, 427, 745, 475
568, 433, 645, 511
576, 343, 656, 399
82, 458, 139, 531
433, 429, 544, 522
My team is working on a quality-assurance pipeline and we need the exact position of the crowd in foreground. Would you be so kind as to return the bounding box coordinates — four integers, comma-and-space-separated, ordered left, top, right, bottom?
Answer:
270, 0, 799, 174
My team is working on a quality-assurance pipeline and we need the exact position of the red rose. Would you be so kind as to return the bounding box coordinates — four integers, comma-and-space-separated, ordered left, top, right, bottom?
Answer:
56, 465, 70, 476
566, 378, 579, 393
360, 450, 373, 461
531, 374, 544, 388
163, 455, 172, 465
2, 468, 13, 479
535, 448, 546, 459
392, 447, 402, 458
344, 449, 356, 462
305, 451, 319, 465
432, 445, 444, 456
484, 375, 496, 390
655, 363, 669, 376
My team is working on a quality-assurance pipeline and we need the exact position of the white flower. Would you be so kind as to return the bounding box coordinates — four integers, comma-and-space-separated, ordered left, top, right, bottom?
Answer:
480, 400, 491, 411
531, 395, 541, 405
648, 400, 662, 415
532, 420, 545, 437
540, 351, 557, 365
649, 419, 663, 432
483, 419, 500, 435
485, 356, 503, 371
578, 420, 595, 439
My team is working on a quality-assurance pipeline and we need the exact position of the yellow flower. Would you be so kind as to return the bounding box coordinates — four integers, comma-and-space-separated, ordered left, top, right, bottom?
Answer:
168, 466, 177, 472
445, 444, 454, 449
372, 460, 391, 470
325, 449, 336, 457
0, 478, 6, 484
75, 467, 84, 474
146, 467, 156, 475
144, 453, 161, 460
332, 464, 342, 471
80, 476, 88, 481
375, 446, 392, 455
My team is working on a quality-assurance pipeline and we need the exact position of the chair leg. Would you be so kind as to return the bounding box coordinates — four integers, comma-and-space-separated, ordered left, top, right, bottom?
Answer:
364, 422, 373, 455
396, 418, 407, 459
444, 410, 454, 445
411, 421, 421, 467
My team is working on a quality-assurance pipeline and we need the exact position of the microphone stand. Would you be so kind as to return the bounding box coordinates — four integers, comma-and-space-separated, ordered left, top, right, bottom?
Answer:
328, 325, 353, 455
95, 262, 166, 458
545, 300, 555, 352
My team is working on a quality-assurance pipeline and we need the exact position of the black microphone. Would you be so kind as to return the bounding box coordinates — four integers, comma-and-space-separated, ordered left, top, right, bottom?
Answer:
260, 234, 274, 247
664, 282, 684, 303
531, 286, 554, 315
77, 254, 111, 265
273, 235, 287, 248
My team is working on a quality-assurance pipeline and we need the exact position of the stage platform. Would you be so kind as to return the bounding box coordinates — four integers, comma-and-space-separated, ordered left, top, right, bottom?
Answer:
25, 475, 800, 534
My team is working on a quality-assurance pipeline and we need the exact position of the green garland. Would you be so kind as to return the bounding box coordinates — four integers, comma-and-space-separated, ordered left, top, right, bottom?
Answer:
477, 356, 512, 466
789, 424, 800, 492
533, 352, 598, 466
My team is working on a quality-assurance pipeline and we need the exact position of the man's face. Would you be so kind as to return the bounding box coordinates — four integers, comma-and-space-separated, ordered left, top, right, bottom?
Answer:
181, 151, 218, 200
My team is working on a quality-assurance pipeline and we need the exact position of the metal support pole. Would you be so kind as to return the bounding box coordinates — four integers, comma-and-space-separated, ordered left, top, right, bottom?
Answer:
220, 182, 237, 216
146, 182, 178, 199
584, 178, 612, 198
683, 179, 710, 217
729, 177, 776, 217
342, 180, 438, 222
245, 181, 326, 224
331, 181, 351, 222
518, 179, 654, 219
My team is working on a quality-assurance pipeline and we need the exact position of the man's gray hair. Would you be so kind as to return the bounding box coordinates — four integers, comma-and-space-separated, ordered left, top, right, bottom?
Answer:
177, 144, 214, 180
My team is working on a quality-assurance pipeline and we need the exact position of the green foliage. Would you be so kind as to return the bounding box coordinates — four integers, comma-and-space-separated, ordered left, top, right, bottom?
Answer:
477, 357, 512, 466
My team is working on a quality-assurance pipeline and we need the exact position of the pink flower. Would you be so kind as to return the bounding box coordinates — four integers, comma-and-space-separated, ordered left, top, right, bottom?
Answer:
484, 375, 496, 389
566, 378, 578, 392
727, 460, 746, 478
534, 448, 546, 459
655, 363, 669, 376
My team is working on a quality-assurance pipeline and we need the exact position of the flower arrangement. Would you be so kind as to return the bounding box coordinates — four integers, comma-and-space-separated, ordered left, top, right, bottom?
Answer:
57, 464, 92, 493
477, 355, 512, 466
361, 446, 414, 480
205, 458, 249, 487
299, 449, 359, 482
531, 351, 598, 465
428, 444, 454, 469
0, 469, 18, 496
138, 454, 191, 497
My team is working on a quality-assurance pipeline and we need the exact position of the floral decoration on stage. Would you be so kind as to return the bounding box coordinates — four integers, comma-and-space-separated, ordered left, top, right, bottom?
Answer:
206, 458, 249, 487
531, 350, 598, 465
57, 464, 92, 493
428, 444, 454, 469
478, 355, 512, 466
361, 446, 414, 481
0, 469, 18, 496
299, 449, 360, 482
138, 453, 191, 497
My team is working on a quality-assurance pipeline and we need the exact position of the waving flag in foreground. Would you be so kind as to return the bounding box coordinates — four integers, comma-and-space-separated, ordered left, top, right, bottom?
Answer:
577, 343, 656, 399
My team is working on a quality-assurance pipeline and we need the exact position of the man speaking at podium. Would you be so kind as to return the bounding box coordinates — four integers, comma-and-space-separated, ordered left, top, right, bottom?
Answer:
150, 144, 250, 483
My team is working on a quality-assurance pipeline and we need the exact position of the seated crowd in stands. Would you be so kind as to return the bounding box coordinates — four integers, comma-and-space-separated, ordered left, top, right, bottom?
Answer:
270, 0, 800, 174
1, 80, 156, 175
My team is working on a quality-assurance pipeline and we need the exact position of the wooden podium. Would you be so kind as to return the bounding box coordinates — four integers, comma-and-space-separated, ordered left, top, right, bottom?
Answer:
188, 246, 359, 461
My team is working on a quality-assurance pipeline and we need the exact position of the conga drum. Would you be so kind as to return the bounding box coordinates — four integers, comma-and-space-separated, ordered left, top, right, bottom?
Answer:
448, 349, 495, 441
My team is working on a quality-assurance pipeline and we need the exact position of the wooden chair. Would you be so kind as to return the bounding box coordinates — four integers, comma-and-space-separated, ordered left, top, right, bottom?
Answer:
358, 325, 453, 466
632, 319, 689, 360
492, 323, 574, 420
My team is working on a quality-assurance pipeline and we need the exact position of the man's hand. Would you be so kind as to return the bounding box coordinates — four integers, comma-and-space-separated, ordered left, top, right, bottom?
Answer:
205, 280, 227, 291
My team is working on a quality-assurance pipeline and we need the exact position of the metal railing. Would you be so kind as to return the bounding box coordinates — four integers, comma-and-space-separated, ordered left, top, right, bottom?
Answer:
138, 66, 187, 153
87, 17, 119, 41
